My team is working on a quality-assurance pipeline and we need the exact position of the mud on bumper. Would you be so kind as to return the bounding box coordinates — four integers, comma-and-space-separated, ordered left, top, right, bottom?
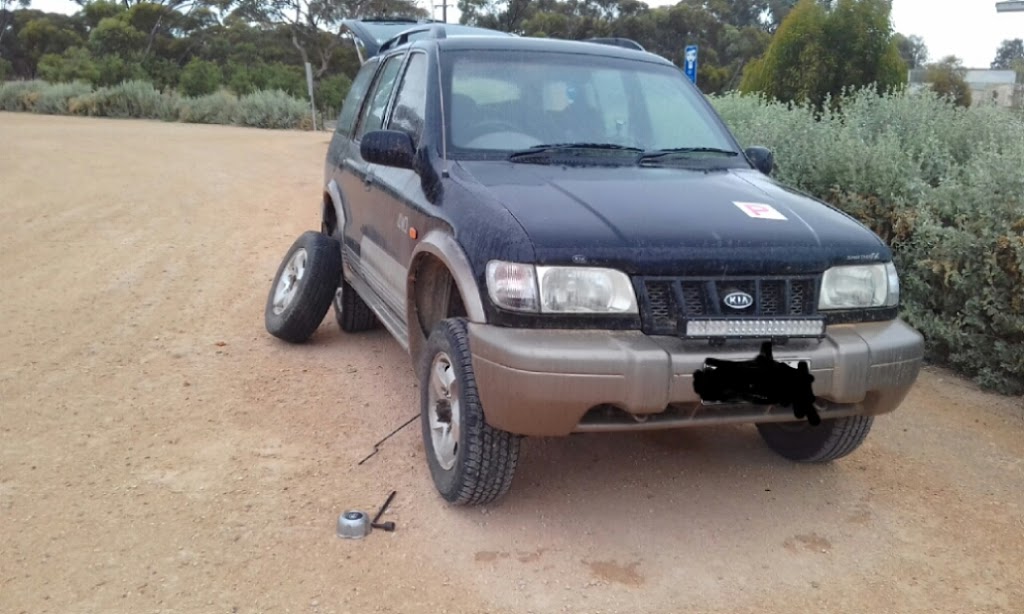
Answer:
468, 320, 924, 437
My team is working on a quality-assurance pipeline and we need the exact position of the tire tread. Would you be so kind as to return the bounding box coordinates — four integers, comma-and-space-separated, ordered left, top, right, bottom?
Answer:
423, 318, 520, 505
335, 280, 378, 333
757, 414, 874, 463
264, 231, 341, 344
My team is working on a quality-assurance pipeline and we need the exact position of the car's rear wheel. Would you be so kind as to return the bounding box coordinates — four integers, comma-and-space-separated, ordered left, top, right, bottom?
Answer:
333, 276, 378, 333
420, 318, 521, 505
756, 415, 874, 462
264, 231, 341, 343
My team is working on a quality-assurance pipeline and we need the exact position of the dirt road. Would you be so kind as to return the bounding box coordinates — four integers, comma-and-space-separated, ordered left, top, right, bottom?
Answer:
1, 113, 1022, 614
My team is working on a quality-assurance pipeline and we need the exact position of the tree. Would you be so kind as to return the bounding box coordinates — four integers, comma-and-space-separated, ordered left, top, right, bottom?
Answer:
991, 38, 1023, 70
462, 0, 773, 94
37, 45, 100, 82
739, 0, 829, 101
0, 0, 30, 48
233, 0, 424, 82
458, 0, 532, 32
88, 15, 144, 57
926, 55, 972, 107
79, 0, 123, 30
821, 0, 906, 95
894, 33, 928, 69
764, 0, 797, 31
740, 0, 906, 107
178, 56, 220, 95
17, 15, 86, 72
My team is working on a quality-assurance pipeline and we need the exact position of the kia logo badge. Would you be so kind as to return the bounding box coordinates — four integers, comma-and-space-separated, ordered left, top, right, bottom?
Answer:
723, 291, 754, 310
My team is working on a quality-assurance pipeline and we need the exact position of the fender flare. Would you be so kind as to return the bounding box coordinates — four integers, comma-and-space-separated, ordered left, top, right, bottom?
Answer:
325, 179, 347, 233
407, 230, 487, 360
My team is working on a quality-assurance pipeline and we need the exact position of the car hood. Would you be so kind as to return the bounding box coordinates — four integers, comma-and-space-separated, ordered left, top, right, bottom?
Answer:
452, 161, 888, 276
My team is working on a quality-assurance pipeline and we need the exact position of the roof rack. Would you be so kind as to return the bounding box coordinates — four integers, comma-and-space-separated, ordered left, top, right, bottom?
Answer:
584, 37, 646, 52
377, 24, 447, 55
360, 17, 442, 24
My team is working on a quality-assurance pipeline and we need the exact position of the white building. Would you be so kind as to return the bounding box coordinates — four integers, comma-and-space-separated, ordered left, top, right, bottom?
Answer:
908, 68, 1022, 108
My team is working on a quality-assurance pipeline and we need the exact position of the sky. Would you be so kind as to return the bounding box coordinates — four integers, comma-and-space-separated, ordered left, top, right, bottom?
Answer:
22, 0, 1024, 69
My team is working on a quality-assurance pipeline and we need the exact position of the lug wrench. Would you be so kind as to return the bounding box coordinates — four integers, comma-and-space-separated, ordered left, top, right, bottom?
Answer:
371, 490, 397, 531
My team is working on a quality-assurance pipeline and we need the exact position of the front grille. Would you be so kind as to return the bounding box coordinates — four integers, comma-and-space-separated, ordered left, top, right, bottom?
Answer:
646, 281, 676, 330
639, 275, 820, 336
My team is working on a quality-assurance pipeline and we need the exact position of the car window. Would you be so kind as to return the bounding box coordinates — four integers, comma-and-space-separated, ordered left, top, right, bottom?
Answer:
336, 59, 378, 137
638, 71, 721, 148
587, 69, 632, 143
386, 53, 428, 144
453, 77, 520, 105
356, 54, 404, 138
442, 50, 736, 154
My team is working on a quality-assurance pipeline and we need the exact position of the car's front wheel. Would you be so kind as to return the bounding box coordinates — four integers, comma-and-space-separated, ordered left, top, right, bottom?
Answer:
756, 415, 874, 462
420, 318, 521, 505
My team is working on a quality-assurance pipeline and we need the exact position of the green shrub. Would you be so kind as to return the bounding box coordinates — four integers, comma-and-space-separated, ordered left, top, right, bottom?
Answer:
227, 61, 305, 98
156, 90, 182, 122
234, 89, 310, 129
141, 57, 182, 92
177, 90, 238, 124
178, 58, 222, 97
711, 88, 1024, 393
95, 54, 147, 87
0, 58, 13, 81
69, 80, 166, 118
34, 81, 94, 114
37, 47, 101, 85
317, 73, 351, 116
0, 80, 44, 111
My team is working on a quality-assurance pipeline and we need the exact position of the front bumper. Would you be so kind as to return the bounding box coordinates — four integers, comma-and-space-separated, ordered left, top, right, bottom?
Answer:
468, 319, 924, 436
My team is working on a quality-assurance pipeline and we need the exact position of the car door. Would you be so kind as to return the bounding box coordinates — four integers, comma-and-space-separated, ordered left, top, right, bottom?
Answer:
327, 56, 377, 246
371, 52, 432, 321
338, 51, 407, 320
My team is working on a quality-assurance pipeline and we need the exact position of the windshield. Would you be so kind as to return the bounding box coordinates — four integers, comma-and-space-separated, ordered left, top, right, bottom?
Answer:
441, 50, 739, 159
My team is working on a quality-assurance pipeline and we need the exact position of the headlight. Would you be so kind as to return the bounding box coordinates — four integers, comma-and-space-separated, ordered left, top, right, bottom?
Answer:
486, 261, 638, 314
818, 262, 899, 310
537, 266, 638, 313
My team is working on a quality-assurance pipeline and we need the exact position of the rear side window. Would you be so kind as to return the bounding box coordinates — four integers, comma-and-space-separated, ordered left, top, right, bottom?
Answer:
387, 53, 428, 144
356, 54, 404, 138
336, 61, 377, 137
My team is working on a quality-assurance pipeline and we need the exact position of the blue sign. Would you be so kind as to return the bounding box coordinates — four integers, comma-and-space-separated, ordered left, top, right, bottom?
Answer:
684, 44, 698, 85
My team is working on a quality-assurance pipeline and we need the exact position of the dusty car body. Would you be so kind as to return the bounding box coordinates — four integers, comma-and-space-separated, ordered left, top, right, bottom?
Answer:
266, 21, 924, 505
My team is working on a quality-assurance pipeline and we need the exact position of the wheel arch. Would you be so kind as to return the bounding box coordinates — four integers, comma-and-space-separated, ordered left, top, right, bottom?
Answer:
407, 230, 486, 364
322, 179, 346, 238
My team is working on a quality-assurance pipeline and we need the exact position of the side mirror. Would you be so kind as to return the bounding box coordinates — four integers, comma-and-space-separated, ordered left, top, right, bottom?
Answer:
360, 130, 416, 170
744, 146, 774, 176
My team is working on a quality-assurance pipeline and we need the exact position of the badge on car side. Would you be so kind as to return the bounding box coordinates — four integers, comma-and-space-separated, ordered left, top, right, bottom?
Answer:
723, 291, 754, 309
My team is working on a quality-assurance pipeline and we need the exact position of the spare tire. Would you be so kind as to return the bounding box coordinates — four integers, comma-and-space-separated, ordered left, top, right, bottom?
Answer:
264, 231, 341, 343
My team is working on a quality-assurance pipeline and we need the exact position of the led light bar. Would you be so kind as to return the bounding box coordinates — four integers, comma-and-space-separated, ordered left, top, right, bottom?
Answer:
685, 319, 826, 338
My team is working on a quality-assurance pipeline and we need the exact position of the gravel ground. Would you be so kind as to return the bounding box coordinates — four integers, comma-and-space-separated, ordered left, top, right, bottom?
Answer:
1, 113, 1022, 614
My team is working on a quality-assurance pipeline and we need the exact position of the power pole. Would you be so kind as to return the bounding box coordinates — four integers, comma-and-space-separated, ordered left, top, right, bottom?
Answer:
434, 1, 452, 22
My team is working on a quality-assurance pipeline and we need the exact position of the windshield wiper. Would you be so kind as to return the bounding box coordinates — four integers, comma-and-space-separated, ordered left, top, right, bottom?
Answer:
639, 147, 740, 162
508, 143, 643, 161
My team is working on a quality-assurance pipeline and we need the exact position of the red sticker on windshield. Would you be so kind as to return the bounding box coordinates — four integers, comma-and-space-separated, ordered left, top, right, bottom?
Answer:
733, 201, 787, 221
